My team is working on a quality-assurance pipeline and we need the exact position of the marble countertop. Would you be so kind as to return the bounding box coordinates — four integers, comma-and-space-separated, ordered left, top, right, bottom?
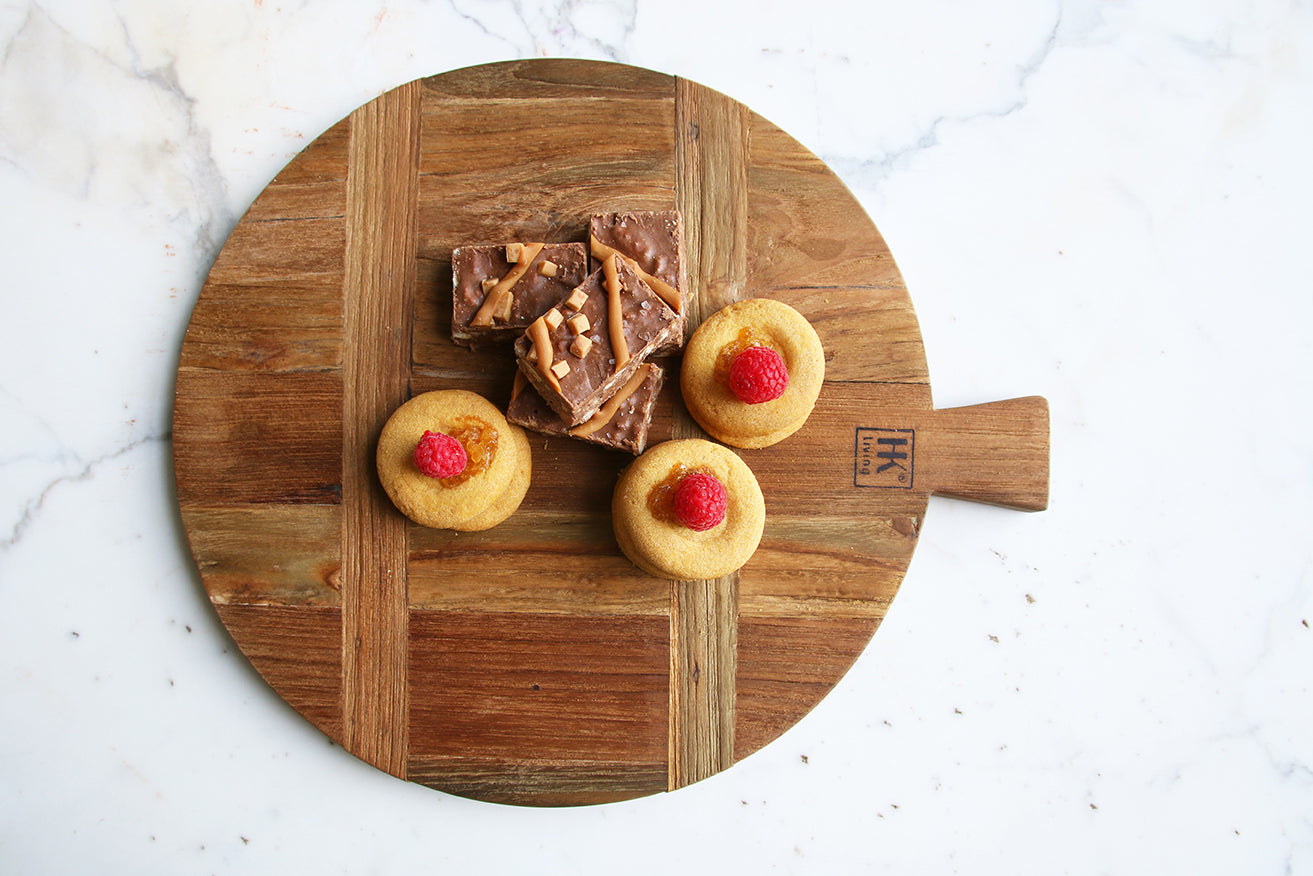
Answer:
3, 1, 1311, 873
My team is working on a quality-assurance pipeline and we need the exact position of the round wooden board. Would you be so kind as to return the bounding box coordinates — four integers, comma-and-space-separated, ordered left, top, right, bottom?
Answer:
174, 59, 1048, 806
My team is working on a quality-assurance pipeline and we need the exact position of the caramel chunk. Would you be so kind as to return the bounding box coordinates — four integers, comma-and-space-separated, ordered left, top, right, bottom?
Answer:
565, 287, 589, 311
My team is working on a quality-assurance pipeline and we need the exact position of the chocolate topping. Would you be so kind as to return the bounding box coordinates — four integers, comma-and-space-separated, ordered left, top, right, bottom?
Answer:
590, 211, 686, 353
513, 256, 678, 426
451, 242, 588, 346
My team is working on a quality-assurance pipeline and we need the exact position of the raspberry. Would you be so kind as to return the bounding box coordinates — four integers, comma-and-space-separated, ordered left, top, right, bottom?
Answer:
728, 345, 788, 404
413, 430, 467, 479
673, 472, 728, 532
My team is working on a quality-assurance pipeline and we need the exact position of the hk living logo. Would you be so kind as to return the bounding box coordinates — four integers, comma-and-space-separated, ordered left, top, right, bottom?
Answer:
854, 428, 914, 489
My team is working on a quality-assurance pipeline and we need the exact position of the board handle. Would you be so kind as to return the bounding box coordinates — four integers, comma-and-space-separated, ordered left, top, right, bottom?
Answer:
855, 396, 1049, 511
918, 396, 1050, 511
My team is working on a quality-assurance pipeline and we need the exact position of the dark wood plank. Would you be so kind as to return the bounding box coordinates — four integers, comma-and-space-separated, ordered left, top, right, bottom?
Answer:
734, 614, 878, 762
215, 603, 344, 745
173, 369, 342, 505
407, 609, 669, 805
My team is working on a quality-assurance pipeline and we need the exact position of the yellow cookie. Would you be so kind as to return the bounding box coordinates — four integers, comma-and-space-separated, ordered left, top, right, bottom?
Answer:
680, 298, 824, 449
612, 439, 765, 580
376, 390, 526, 530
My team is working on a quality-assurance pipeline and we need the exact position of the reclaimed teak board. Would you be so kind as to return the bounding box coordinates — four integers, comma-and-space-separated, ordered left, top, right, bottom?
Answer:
174, 59, 1049, 806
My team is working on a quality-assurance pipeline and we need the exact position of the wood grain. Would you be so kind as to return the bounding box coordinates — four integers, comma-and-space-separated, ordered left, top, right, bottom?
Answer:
215, 603, 344, 745
666, 78, 751, 789
173, 370, 342, 505
339, 79, 421, 777
173, 59, 1049, 806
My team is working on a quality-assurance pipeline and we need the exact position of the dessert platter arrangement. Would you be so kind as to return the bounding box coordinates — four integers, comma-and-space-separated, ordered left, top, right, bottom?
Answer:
173, 59, 1050, 806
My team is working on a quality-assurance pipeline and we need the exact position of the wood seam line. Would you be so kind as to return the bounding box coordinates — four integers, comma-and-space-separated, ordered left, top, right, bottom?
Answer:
340, 80, 421, 778
668, 77, 748, 791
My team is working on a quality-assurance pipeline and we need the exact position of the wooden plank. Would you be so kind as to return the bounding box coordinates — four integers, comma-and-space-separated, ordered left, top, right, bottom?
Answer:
740, 515, 915, 618
408, 758, 667, 807
339, 80, 421, 777
173, 369, 342, 505
675, 76, 749, 329
177, 283, 343, 372
215, 603, 344, 745
407, 511, 668, 616
668, 578, 738, 789
415, 71, 675, 258
407, 609, 669, 805
664, 77, 751, 789
200, 216, 346, 289
423, 59, 675, 101
734, 614, 877, 762
182, 505, 341, 606
745, 115, 928, 384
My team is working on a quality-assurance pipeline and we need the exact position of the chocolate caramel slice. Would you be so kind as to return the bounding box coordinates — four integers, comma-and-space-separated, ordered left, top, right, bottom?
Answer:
451, 242, 588, 347
507, 363, 665, 455
513, 253, 679, 426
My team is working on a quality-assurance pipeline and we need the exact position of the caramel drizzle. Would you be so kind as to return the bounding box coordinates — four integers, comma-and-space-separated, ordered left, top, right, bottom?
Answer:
510, 368, 528, 403
470, 242, 545, 327
602, 253, 630, 371
569, 364, 651, 438
527, 314, 562, 393
590, 237, 681, 314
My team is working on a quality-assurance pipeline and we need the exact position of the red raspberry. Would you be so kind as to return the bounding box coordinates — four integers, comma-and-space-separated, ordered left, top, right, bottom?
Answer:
413, 430, 467, 479
728, 345, 788, 404
673, 472, 728, 532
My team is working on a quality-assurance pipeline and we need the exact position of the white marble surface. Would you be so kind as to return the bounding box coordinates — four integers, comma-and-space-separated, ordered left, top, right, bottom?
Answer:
3, 0, 1311, 872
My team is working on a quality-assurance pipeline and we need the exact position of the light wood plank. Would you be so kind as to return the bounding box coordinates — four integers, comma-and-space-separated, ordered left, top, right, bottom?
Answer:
666, 77, 750, 789
183, 505, 341, 606
339, 80, 422, 778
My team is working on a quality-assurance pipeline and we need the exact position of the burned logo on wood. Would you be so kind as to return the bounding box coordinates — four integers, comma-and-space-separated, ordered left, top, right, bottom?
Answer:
854, 428, 914, 489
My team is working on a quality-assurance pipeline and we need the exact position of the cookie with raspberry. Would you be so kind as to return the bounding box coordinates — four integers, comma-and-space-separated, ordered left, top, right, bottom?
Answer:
376, 390, 530, 531
612, 438, 765, 580
680, 298, 824, 449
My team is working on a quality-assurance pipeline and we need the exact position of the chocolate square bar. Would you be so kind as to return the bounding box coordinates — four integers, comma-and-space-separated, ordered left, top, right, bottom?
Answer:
514, 253, 679, 426
507, 363, 665, 455
451, 242, 588, 347
589, 211, 686, 351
